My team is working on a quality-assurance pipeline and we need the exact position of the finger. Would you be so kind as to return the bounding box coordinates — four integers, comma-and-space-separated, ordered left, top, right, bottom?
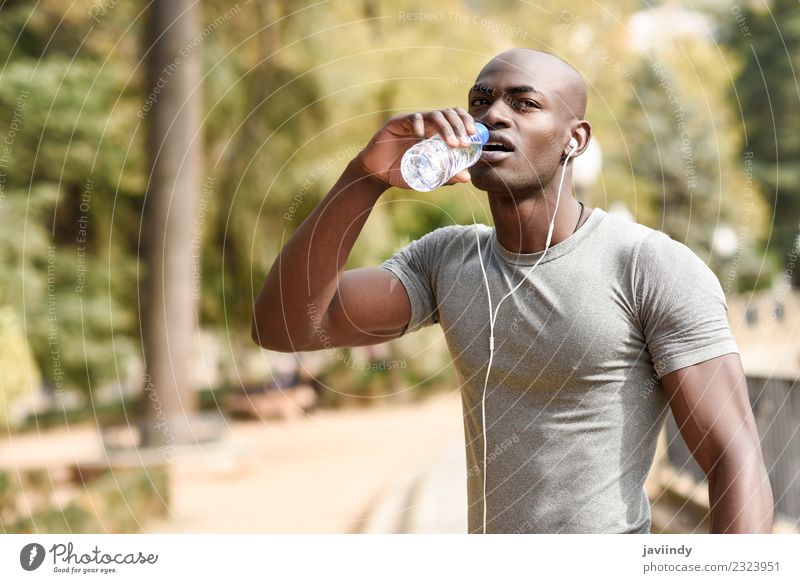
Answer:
409, 112, 425, 140
453, 107, 477, 136
445, 169, 471, 185
427, 110, 460, 147
441, 108, 471, 146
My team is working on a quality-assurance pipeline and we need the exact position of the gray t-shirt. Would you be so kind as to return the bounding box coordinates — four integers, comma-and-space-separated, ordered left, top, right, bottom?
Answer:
380, 207, 739, 534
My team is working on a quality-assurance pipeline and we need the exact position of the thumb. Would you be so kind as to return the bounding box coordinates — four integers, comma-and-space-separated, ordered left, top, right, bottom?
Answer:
446, 169, 471, 185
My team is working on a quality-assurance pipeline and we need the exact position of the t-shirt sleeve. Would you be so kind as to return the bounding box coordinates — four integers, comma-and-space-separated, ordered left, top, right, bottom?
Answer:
379, 228, 451, 334
633, 230, 740, 379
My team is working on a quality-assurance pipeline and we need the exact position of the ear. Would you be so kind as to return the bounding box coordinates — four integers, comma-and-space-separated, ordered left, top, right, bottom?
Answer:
566, 120, 592, 157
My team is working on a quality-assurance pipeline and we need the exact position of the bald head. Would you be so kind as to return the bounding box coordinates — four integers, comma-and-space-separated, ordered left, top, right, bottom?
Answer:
478, 48, 587, 119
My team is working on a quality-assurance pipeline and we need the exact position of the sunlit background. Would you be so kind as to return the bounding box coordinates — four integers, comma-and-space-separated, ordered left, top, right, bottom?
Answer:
0, 0, 798, 534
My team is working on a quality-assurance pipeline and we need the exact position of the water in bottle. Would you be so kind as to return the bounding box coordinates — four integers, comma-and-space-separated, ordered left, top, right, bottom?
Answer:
401, 122, 490, 191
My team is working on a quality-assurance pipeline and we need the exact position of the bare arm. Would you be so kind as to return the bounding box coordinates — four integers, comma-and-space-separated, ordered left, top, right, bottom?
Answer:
251, 108, 477, 352
661, 353, 773, 533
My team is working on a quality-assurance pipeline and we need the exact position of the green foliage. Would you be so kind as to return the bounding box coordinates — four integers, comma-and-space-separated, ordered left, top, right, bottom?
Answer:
0, 306, 41, 429
0, 1, 144, 393
619, 50, 769, 257
721, 0, 800, 274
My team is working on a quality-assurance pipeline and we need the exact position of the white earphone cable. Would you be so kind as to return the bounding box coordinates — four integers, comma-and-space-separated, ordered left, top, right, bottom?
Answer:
474, 141, 579, 534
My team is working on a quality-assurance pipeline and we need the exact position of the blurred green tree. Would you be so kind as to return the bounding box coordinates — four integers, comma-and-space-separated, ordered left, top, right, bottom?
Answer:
0, 0, 144, 394
721, 0, 800, 286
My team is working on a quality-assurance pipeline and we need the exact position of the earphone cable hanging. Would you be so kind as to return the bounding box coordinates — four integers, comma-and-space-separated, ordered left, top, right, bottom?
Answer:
474, 141, 579, 534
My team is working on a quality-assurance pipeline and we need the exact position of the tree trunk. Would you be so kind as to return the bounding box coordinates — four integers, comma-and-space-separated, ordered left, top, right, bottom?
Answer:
140, 0, 202, 448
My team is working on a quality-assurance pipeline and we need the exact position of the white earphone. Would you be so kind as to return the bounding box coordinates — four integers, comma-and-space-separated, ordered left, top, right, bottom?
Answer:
569, 137, 578, 152
472, 135, 579, 534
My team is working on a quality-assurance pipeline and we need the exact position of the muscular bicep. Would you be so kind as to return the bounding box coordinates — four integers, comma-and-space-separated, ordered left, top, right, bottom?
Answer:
319, 267, 412, 348
661, 353, 759, 475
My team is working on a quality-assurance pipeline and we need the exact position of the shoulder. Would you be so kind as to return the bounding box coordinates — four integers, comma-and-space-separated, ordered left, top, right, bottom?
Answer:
632, 228, 724, 310
601, 211, 657, 247
591, 210, 660, 270
404, 223, 489, 255
422, 223, 489, 241
382, 223, 489, 277
594, 211, 708, 270
635, 229, 711, 275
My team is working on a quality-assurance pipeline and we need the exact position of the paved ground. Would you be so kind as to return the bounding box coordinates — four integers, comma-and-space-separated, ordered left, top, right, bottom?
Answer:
1, 392, 468, 533
144, 391, 467, 533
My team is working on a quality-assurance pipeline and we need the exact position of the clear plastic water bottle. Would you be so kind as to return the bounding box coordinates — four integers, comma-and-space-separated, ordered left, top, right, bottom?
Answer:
400, 122, 490, 191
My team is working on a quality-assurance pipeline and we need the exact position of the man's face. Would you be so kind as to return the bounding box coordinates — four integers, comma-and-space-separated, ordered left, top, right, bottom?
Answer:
467, 56, 573, 194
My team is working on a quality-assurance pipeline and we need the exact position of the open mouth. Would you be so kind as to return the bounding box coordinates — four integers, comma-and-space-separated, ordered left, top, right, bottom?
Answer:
480, 136, 515, 164
483, 142, 514, 153
480, 133, 515, 163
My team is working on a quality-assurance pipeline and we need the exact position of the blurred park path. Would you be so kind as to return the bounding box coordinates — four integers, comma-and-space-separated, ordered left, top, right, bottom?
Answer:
361, 439, 469, 534
145, 391, 466, 533
1, 424, 103, 473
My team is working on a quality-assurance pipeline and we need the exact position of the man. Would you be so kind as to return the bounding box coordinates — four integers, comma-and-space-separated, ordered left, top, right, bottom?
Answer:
251, 48, 773, 534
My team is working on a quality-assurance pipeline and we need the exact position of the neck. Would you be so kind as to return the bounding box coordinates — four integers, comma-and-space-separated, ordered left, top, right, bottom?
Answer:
487, 171, 587, 254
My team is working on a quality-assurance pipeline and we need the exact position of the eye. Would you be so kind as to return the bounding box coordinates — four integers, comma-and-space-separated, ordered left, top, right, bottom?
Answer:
470, 97, 490, 107
515, 99, 539, 109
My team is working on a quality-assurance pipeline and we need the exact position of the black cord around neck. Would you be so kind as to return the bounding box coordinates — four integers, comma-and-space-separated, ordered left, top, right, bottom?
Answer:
573, 201, 585, 234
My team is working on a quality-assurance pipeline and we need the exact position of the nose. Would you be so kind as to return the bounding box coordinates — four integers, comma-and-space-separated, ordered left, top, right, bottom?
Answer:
478, 100, 512, 129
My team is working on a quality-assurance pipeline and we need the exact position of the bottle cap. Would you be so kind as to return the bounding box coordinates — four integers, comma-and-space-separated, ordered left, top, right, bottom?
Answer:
472, 122, 490, 145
